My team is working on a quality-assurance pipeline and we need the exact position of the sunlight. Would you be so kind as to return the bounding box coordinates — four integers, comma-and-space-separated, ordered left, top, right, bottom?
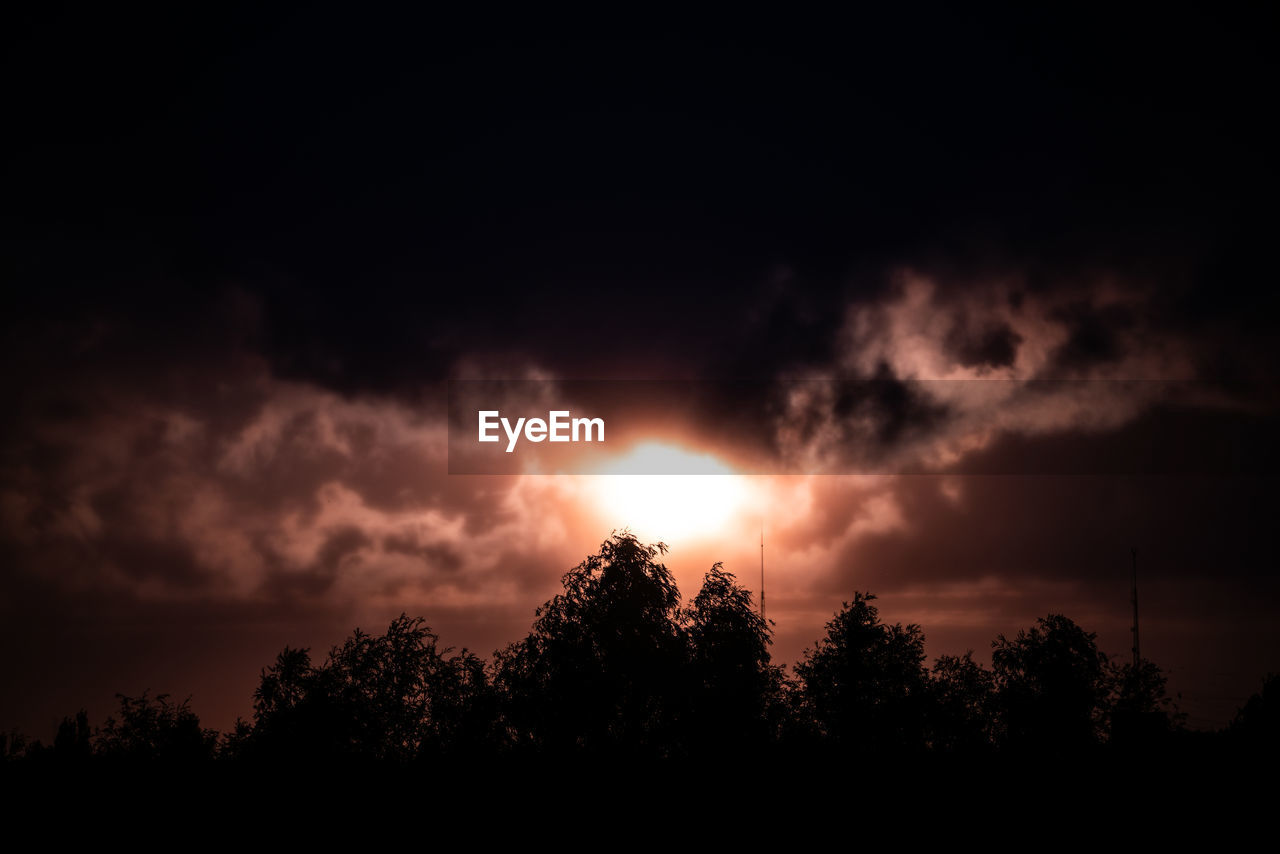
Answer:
583, 442, 754, 544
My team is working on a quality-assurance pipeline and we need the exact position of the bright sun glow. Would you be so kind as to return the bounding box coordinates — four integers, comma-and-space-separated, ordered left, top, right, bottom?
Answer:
584, 442, 754, 544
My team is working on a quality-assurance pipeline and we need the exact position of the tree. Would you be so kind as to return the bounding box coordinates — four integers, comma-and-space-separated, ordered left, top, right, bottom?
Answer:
1102, 657, 1183, 748
493, 530, 687, 756
927, 652, 997, 753
254, 645, 313, 721
1230, 672, 1280, 754
794, 592, 929, 753
322, 615, 439, 760
248, 613, 498, 762
991, 614, 1109, 753
53, 710, 93, 760
1, 730, 31, 762
423, 648, 503, 755
95, 692, 218, 762
249, 645, 357, 760
684, 562, 783, 754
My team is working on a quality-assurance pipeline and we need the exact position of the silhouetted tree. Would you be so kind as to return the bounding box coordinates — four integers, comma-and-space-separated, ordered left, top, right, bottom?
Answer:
248, 614, 498, 762
323, 616, 439, 759
53, 710, 93, 760
95, 692, 217, 762
248, 646, 345, 759
11, 529, 1277, 769
424, 648, 504, 755
927, 652, 997, 753
684, 562, 784, 754
794, 592, 929, 753
991, 614, 1108, 753
494, 530, 687, 757
218, 717, 254, 760
255, 646, 313, 721
1102, 657, 1183, 748
1, 730, 31, 762
1230, 672, 1280, 754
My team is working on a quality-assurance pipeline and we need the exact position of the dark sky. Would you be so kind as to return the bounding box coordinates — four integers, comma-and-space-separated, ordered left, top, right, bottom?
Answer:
2, 6, 1277, 737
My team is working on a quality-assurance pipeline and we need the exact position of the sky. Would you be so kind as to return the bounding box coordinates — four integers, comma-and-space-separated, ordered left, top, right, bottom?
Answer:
2, 6, 1278, 737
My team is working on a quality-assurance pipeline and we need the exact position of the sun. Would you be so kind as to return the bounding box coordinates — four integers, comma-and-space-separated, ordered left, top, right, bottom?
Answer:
582, 442, 754, 544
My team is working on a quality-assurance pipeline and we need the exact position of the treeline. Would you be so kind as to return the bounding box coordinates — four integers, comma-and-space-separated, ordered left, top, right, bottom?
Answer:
4, 532, 1277, 765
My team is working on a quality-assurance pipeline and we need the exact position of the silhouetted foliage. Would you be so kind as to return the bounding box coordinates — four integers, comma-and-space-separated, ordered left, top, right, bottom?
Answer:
991, 614, 1109, 753
494, 531, 687, 757
248, 646, 336, 759
8, 532, 1272, 768
219, 717, 253, 761
425, 648, 504, 755
684, 562, 785, 754
95, 692, 218, 762
927, 652, 997, 752
1230, 672, 1280, 754
1103, 657, 1184, 748
53, 710, 93, 760
794, 592, 929, 753
247, 614, 498, 762
1, 730, 31, 762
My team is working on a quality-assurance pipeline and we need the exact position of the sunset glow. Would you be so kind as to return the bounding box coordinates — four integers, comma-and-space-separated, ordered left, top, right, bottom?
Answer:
584, 442, 756, 543
4, 7, 1276, 758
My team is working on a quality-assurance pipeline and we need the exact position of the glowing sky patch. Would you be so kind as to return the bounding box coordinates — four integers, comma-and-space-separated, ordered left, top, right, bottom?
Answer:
584, 442, 756, 544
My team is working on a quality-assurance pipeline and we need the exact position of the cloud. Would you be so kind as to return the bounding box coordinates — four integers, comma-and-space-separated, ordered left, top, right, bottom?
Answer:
766, 269, 1266, 476
2, 269, 1277, 736
0, 356, 579, 608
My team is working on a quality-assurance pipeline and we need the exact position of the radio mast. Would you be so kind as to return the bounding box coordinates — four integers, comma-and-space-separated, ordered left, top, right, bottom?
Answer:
760, 526, 766, 622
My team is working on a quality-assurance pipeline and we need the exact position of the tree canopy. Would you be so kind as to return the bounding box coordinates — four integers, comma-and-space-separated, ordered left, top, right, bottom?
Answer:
991, 613, 1109, 752
494, 531, 687, 755
793, 591, 929, 752
15, 532, 1268, 769
247, 614, 495, 762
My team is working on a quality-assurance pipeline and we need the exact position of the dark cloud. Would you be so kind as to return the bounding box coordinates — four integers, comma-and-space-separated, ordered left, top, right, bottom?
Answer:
947, 320, 1023, 370
383, 530, 465, 573
7, 7, 1275, 392
1048, 301, 1137, 375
